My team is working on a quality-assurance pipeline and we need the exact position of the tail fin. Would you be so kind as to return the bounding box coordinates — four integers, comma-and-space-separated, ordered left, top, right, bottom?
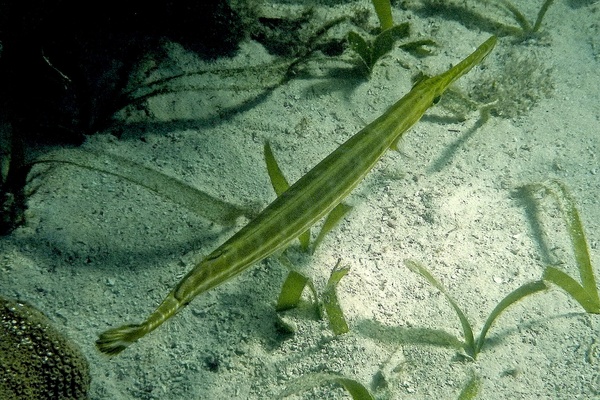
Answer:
96, 324, 146, 355
96, 293, 183, 355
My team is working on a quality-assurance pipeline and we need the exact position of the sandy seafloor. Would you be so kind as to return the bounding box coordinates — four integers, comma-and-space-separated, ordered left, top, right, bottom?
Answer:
2, 0, 600, 398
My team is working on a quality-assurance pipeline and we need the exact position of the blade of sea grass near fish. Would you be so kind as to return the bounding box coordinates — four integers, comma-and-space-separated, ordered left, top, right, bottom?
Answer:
548, 180, 599, 307
405, 259, 476, 356
533, 180, 600, 313
264, 142, 311, 250
33, 148, 254, 226
312, 202, 353, 254
474, 279, 548, 355
457, 372, 482, 400
279, 372, 374, 400
276, 270, 309, 312
371, 0, 394, 31
543, 266, 599, 313
323, 261, 350, 335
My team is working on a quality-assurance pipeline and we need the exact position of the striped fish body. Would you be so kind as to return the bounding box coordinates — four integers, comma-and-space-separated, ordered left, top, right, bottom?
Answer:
175, 35, 497, 303
96, 36, 497, 355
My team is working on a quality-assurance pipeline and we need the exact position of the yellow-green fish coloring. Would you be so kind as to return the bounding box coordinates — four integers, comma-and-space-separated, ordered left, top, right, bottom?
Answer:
97, 36, 497, 355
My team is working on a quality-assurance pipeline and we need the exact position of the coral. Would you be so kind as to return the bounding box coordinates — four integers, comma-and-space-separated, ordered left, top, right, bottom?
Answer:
0, 295, 90, 400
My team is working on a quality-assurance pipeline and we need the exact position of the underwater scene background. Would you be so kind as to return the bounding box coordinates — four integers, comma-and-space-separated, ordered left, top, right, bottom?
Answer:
1, 0, 599, 398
